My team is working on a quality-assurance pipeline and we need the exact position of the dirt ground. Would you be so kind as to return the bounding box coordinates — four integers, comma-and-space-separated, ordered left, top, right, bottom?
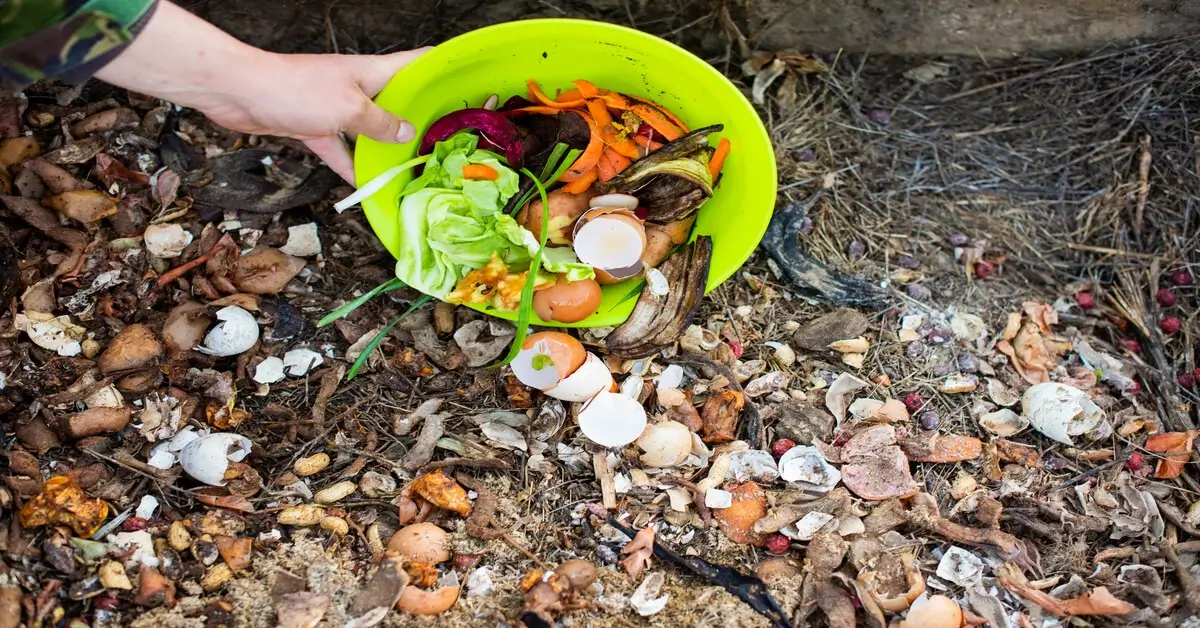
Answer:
4, 3, 1200, 628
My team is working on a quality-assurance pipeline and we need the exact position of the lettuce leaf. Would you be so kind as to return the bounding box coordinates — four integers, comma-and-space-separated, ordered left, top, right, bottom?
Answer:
395, 132, 587, 299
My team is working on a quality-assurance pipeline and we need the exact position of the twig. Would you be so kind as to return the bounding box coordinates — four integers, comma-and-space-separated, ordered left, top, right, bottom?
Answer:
1065, 243, 1170, 261
155, 239, 232, 289
1134, 134, 1151, 243
593, 453, 617, 511
1163, 534, 1200, 612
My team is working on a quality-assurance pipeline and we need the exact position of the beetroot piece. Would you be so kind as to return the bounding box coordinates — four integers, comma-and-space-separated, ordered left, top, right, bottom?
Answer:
419, 108, 527, 167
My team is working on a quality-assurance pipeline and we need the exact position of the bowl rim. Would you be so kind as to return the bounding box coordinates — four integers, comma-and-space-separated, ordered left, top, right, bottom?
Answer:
354, 17, 778, 326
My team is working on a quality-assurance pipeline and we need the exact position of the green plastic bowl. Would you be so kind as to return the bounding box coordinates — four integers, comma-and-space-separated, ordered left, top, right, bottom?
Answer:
354, 18, 777, 328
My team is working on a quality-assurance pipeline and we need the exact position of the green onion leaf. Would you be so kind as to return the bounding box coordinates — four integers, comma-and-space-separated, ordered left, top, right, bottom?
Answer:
346, 295, 433, 380
507, 144, 582, 215
490, 169, 553, 369
539, 143, 570, 181
318, 278, 407, 328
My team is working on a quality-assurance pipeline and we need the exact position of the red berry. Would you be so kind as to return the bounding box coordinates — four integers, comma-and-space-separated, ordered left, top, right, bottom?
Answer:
1172, 269, 1194, 286
832, 430, 852, 447
1119, 338, 1142, 353
766, 534, 790, 554
122, 516, 148, 531
727, 340, 743, 359
1125, 451, 1144, 471
903, 392, 925, 412
973, 261, 995, 279
1161, 316, 1183, 334
1180, 372, 1196, 389
1126, 380, 1142, 396
1074, 292, 1095, 309
1157, 289, 1177, 307
93, 596, 120, 611
770, 439, 797, 459
1194, 367, 1200, 382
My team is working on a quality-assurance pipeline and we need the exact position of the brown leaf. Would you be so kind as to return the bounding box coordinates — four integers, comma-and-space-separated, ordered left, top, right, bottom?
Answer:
194, 492, 256, 513
411, 469, 472, 517
996, 563, 1135, 616
70, 108, 139, 136
18, 475, 108, 536
701, 389, 744, 443
1145, 431, 1199, 479
995, 439, 1041, 467
152, 169, 181, 209
99, 323, 163, 375
619, 526, 655, 580
215, 536, 253, 572
839, 425, 920, 501
0, 137, 39, 168
232, 247, 306, 295
43, 189, 117, 223
94, 153, 150, 187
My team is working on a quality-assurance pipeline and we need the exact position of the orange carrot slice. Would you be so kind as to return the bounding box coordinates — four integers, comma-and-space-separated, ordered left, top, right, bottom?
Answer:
609, 150, 632, 173
709, 138, 731, 180
572, 80, 601, 98
597, 150, 617, 183
629, 96, 689, 133
462, 164, 499, 180
556, 88, 583, 103
527, 80, 584, 108
564, 168, 598, 194
559, 112, 604, 182
629, 103, 683, 141
585, 98, 613, 129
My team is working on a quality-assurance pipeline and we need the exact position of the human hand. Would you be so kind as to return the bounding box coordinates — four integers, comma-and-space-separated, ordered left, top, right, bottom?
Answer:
95, 1, 429, 185
192, 49, 430, 184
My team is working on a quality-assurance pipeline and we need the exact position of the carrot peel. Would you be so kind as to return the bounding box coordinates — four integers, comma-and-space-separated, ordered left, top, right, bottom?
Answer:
709, 138, 731, 180
462, 164, 499, 181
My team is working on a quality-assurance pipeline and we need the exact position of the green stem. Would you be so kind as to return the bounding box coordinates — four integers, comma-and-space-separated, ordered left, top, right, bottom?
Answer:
318, 278, 406, 328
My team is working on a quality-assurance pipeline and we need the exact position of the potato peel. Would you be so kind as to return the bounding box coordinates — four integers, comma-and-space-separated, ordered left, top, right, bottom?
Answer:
19, 475, 109, 537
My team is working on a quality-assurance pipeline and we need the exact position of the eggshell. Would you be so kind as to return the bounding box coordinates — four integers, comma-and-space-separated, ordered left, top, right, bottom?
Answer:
577, 390, 648, 447
588, 193, 639, 210
253, 357, 285, 384
178, 432, 253, 486
904, 594, 963, 628
283, 348, 324, 376
196, 306, 259, 357
388, 523, 451, 563
637, 420, 694, 467
545, 352, 613, 402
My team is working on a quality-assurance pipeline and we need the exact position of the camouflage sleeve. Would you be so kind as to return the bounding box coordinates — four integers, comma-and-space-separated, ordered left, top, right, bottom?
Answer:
0, 0, 160, 90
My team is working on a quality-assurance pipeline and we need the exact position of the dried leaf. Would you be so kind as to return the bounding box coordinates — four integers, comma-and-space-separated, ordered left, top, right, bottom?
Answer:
839, 425, 919, 501
19, 475, 108, 536
43, 189, 118, 223
1145, 431, 1199, 479
411, 469, 472, 517
194, 492, 256, 513
94, 153, 149, 187
233, 247, 306, 295
153, 169, 181, 209
700, 389, 744, 443
996, 562, 1135, 616
751, 58, 788, 105
620, 526, 656, 580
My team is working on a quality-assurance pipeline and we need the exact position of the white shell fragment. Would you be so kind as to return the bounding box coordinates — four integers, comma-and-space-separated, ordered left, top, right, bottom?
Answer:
546, 353, 613, 402
726, 450, 781, 483
636, 421, 693, 467
146, 426, 204, 469
705, 488, 733, 509
143, 223, 193, 259
573, 215, 645, 270
511, 339, 564, 391
656, 365, 684, 390
588, 193, 639, 210
826, 373, 870, 425
178, 432, 253, 486
1022, 382, 1104, 445
645, 268, 669, 297
935, 546, 985, 587
578, 391, 647, 447
279, 223, 322, 257
253, 357, 286, 384
16, 313, 85, 356
781, 512, 835, 541
196, 306, 259, 357
283, 348, 324, 376
778, 445, 841, 494
135, 495, 159, 520
978, 408, 1029, 437
630, 573, 670, 617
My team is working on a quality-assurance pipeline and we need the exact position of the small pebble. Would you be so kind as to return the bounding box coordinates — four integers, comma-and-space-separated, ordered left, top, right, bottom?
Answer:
897, 255, 920, 270
931, 360, 954, 378
955, 353, 980, 373
791, 147, 817, 163
847, 240, 867, 258
905, 341, 927, 359
918, 411, 941, 430
926, 326, 953, 345
947, 233, 969, 246
906, 284, 931, 301
597, 545, 619, 565
866, 109, 892, 125
1043, 457, 1070, 471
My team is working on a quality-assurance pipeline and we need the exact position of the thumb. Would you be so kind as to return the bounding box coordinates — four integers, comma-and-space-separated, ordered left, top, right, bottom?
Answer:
347, 99, 416, 144
355, 48, 433, 96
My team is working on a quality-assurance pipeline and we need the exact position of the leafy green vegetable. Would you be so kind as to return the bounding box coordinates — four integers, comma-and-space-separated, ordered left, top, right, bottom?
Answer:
346, 295, 433, 380
318, 278, 406, 328
491, 169, 553, 369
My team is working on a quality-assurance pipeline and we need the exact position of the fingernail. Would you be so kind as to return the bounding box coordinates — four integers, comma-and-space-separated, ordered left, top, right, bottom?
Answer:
396, 121, 416, 143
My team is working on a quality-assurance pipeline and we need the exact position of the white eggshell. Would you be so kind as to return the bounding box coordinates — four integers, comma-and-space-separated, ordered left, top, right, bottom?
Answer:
178, 432, 253, 486
279, 223, 321, 257
588, 193, 639, 210
135, 495, 159, 520
636, 420, 693, 467
781, 511, 835, 541
511, 340, 565, 391
1022, 382, 1104, 445
778, 445, 841, 494
578, 391, 648, 447
197, 306, 259, 357
143, 223, 193, 259
253, 356, 285, 384
545, 353, 613, 402
283, 348, 324, 376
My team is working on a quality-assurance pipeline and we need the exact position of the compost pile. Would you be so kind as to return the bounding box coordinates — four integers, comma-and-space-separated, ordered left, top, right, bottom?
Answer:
2, 15, 1200, 628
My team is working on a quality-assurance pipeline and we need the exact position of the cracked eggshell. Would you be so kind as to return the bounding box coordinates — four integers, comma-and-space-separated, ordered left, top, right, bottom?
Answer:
545, 352, 613, 402
143, 223, 193, 259
253, 356, 285, 384
283, 348, 324, 376
196, 306, 259, 357
178, 432, 253, 486
1021, 382, 1104, 445
778, 445, 841, 494
279, 223, 321, 257
636, 420, 693, 467
578, 391, 647, 447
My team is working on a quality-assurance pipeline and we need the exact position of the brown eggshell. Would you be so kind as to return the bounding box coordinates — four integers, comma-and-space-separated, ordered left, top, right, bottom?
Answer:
533, 275, 602, 323
640, 226, 676, 269
756, 557, 802, 584
714, 481, 769, 546
233, 247, 306, 295
99, 324, 163, 376
553, 560, 598, 589
517, 189, 592, 245
396, 585, 460, 615
387, 523, 450, 564
162, 301, 212, 355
